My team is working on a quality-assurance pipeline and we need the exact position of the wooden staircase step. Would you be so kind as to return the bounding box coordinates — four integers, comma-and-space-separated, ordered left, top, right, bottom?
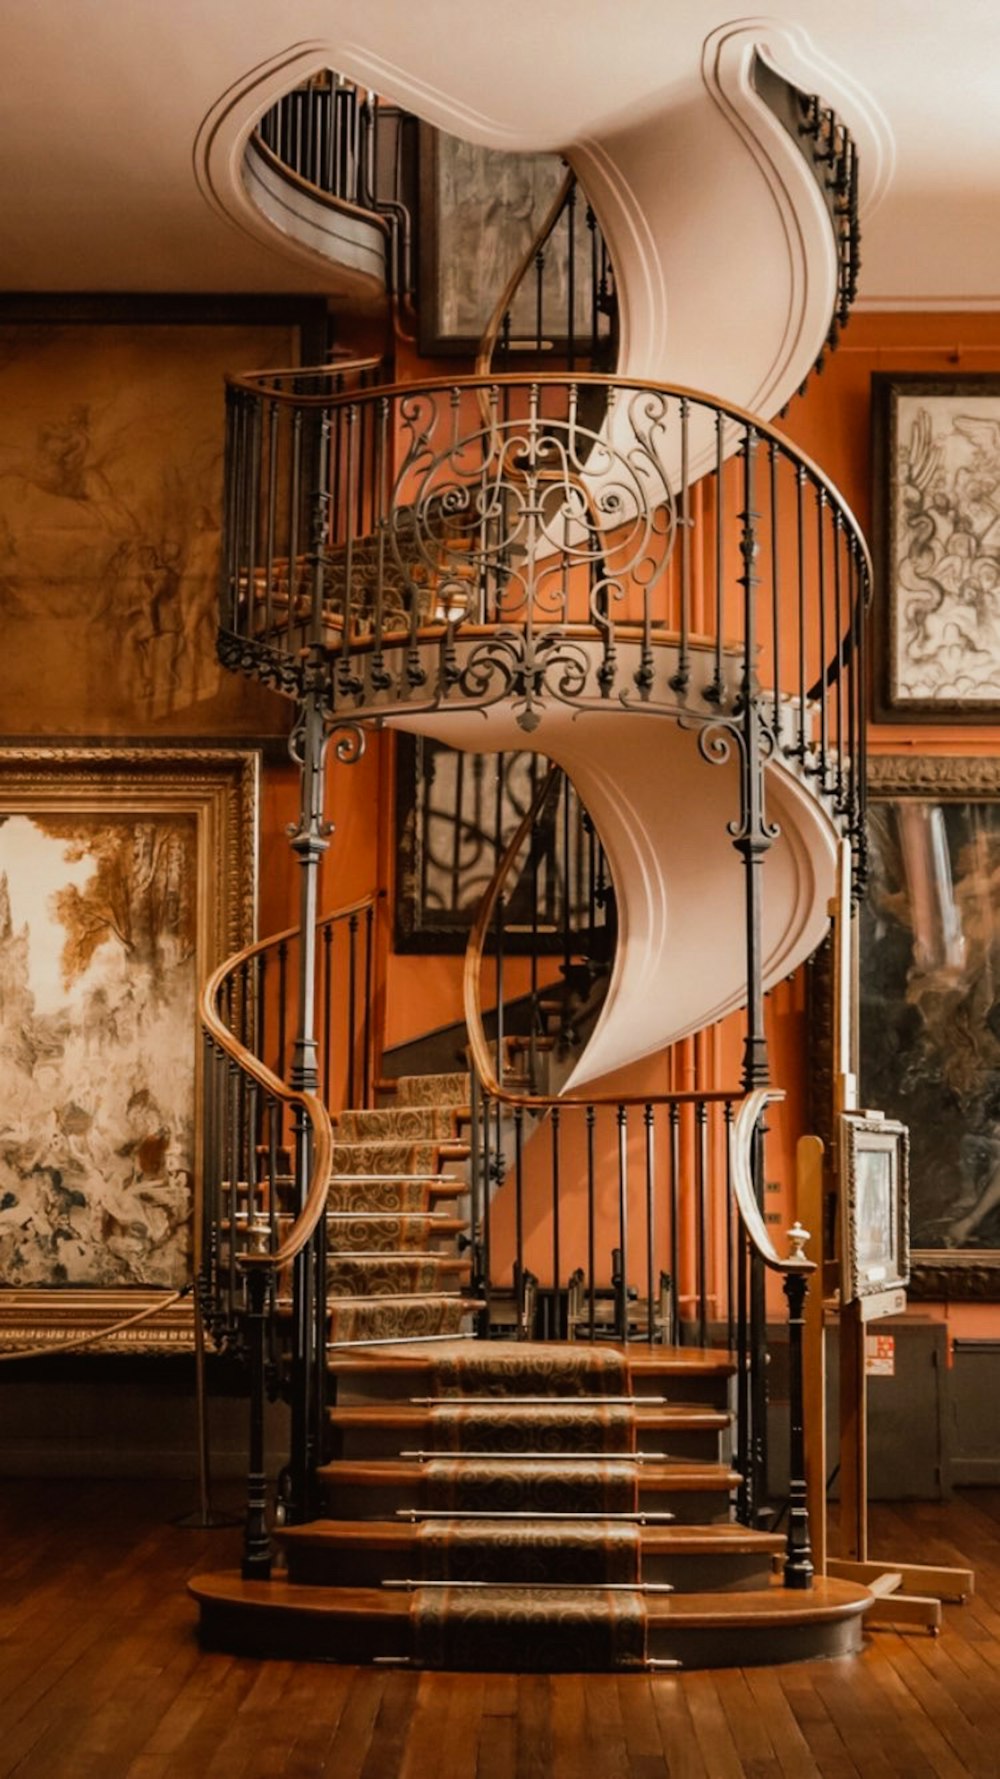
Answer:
316, 1457, 740, 1522
327, 1401, 730, 1462
277, 1518, 784, 1591
327, 1340, 736, 1407
189, 1571, 871, 1667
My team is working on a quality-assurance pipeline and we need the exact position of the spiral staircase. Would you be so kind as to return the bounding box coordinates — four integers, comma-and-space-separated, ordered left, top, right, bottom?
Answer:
189, 50, 876, 1670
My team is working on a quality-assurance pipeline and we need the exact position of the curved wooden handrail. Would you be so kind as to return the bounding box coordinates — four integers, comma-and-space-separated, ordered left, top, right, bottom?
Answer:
463, 764, 739, 1112
221, 367, 872, 586
474, 166, 576, 378
730, 1088, 815, 1275
248, 133, 393, 237
200, 892, 380, 1274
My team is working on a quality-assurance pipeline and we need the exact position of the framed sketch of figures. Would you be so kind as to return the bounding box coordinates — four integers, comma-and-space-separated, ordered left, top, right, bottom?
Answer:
0, 749, 257, 1352
860, 756, 1000, 1298
872, 373, 1000, 720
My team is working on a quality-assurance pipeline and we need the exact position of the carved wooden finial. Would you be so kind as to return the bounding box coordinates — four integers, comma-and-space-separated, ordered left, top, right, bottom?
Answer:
787, 1221, 811, 1263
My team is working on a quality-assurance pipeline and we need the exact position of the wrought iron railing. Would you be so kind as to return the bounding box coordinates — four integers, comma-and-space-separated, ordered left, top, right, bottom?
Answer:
462, 766, 816, 1575
752, 53, 861, 387
218, 369, 871, 877
253, 73, 415, 301
200, 892, 380, 1551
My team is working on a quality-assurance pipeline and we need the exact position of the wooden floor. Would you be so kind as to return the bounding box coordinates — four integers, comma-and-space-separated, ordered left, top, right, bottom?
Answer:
3, 1480, 1000, 1778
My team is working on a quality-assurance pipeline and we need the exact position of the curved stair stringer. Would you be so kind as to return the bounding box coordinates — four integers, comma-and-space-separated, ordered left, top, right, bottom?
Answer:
195, 24, 890, 421
383, 695, 839, 1093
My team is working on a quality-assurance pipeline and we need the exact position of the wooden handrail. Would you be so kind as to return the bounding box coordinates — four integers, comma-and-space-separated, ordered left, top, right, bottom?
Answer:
730, 1088, 815, 1275
462, 764, 739, 1112
248, 133, 392, 236
200, 892, 380, 1274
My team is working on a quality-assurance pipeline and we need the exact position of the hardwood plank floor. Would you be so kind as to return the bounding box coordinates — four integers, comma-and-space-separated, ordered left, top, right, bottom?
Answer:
3, 1479, 1000, 1778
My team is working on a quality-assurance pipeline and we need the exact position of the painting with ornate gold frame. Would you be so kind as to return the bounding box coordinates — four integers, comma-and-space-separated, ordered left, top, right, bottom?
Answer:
0, 749, 257, 1352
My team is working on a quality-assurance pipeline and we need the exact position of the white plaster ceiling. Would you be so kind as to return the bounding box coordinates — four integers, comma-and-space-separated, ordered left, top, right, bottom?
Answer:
0, 2, 991, 310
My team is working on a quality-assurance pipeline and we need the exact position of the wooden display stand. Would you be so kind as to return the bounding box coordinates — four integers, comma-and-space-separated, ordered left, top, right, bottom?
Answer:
801, 842, 973, 1633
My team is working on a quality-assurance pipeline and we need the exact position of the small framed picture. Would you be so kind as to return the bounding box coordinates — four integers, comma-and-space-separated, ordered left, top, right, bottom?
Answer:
840, 1112, 910, 1302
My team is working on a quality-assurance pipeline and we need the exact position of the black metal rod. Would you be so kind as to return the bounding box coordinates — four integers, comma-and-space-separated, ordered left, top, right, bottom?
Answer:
669, 1103, 680, 1347
644, 1103, 655, 1348
616, 1103, 629, 1342
587, 1103, 596, 1341
696, 1100, 708, 1348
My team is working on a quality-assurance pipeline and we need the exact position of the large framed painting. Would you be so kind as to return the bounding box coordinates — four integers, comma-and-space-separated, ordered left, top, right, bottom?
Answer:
0, 749, 257, 1351
872, 372, 1000, 721
0, 301, 324, 743
860, 755, 1000, 1297
417, 126, 589, 355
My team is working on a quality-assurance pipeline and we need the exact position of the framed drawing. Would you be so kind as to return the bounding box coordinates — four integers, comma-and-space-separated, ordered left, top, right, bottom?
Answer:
417, 125, 589, 355
872, 372, 1000, 721
0, 748, 257, 1351
840, 1111, 909, 1302
860, 755, 1000, 1297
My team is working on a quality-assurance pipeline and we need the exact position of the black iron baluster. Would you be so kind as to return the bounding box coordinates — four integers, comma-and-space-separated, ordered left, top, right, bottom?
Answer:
696, 1098, 708, 1348
322, 921, 333, 1108
586, 1103, 596, 1341
671, 399, 691, 693
644, 1102, 655, 1347
783, 1240, 815, 1589
669, 1102, 681, 1347
551, 1105, 562, 1339
347, 911, 359, 1109
241, 1267, 272, 1580
514, 1104, 525, 1339
724, 1100, 736, 1357
616, 1103, 629, 1342
796, 465, 807, 759
736, 1225, 751, 1523
363, 903, 374, 1106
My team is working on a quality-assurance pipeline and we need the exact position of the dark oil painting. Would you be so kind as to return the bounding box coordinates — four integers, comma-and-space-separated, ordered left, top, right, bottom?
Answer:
861, 787, 1000, 1270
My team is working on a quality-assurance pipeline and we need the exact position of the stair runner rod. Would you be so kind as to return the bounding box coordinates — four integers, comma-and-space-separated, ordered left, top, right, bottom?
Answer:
409, 1396, 669, 1406
326, 1331, 479, 1349
399, 1450, 672, 1463
396, 1509, 677, 1523
382, 1579, 676, 1594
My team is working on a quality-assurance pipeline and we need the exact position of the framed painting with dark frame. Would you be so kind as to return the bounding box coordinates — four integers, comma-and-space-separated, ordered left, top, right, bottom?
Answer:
840, 1111, 909, 1303
417, 124, 589, 356
0, 748, 257, 1352
860, 754, 1000, 1298
871, 372, 1000, 721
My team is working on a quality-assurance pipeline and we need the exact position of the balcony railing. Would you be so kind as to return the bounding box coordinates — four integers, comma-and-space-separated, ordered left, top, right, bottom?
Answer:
219, 368, 871, 870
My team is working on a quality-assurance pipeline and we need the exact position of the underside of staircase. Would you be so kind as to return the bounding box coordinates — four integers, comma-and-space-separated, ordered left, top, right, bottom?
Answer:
189, 1071, 871, 1670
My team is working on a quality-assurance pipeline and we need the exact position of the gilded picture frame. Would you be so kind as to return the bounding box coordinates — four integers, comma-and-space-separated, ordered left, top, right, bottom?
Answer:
872, 372, 1000, 721
0, 748, 257, 1352
840, 1110, 910, 1302
860, 753, 1000, 1298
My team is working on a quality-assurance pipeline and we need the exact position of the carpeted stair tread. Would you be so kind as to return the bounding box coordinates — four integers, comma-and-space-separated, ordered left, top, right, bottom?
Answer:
411, 1583, 647, 1671
328, 1403, 728, 1432
325, 1178, 463, 1214
326, 1257, 468, 1295
336, 1106, 466, 1143
317, 1457, 740, 1492
323, 1215, 468, 1252
391, 1071, 470, 1109
331, 1141, 468, 1176
327, 1339, 736, 1385
278, 1520, 784, 1556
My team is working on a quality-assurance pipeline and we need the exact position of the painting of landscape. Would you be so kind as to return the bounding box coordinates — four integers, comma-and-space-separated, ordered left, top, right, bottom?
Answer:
0, 809, 197, 1289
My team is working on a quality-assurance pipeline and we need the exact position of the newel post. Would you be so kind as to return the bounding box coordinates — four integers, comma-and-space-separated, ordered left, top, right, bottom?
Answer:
783, 1221, 816, 1590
